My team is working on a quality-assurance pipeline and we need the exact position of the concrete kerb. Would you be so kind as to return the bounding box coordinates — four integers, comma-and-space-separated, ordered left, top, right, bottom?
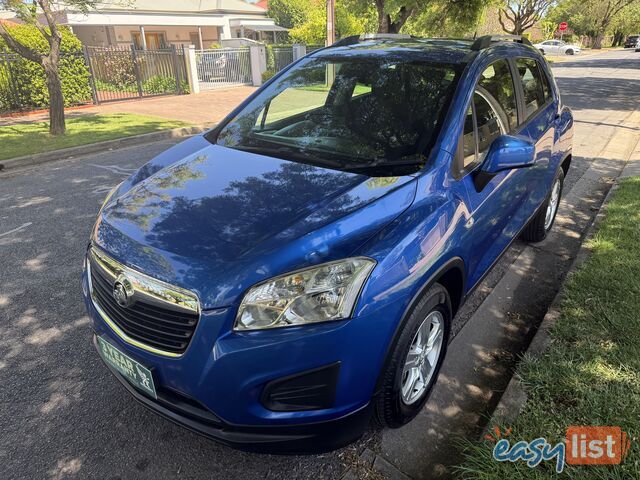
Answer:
0, 124, 213, 172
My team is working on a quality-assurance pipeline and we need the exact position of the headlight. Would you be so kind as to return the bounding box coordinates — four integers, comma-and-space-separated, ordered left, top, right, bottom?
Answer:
234, 257, 376, 331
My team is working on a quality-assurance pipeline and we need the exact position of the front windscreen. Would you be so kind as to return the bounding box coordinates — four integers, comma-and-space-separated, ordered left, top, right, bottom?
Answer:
214, 56, 459, 176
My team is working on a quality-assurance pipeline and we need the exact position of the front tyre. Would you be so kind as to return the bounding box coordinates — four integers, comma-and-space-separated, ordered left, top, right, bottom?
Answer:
374, 283, 451, 428
522, 168, 564, 242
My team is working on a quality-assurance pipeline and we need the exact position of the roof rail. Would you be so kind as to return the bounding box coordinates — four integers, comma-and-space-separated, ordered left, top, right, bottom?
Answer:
470, 34, 532, 51
330, 33, 413, 48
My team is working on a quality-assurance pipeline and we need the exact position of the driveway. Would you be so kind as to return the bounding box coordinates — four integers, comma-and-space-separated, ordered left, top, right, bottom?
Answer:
1, 49, 639, 480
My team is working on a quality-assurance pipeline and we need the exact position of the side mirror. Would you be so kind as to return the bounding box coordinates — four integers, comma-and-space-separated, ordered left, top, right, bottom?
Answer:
480, 134, 535, 174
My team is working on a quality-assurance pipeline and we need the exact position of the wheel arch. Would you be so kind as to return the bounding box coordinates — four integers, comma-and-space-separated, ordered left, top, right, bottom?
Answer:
373, 257, 466, 394
561, 153, 572, 177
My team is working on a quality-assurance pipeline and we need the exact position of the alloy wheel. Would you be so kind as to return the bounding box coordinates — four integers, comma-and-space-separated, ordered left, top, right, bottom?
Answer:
400, 310, 444, 405
544, 179, 561, 230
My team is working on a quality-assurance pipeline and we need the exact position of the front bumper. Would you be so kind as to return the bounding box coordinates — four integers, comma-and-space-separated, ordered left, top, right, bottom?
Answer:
83, 262, 407, 452
94, 335, 372, 453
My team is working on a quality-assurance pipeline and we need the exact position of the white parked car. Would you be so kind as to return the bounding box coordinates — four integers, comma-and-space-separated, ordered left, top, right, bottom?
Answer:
533, 40, 581, 55
636, 40, 640, 52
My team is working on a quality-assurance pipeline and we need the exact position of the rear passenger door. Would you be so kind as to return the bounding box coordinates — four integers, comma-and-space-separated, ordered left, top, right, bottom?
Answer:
512, 57, 557, 221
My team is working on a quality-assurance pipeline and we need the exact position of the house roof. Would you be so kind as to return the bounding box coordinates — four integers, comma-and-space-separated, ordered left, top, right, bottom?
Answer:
255, 0, 268, 10
94, 0, 266, 14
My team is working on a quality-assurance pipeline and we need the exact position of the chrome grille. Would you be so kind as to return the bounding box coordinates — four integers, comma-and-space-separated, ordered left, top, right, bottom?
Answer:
88, 248, 200, 357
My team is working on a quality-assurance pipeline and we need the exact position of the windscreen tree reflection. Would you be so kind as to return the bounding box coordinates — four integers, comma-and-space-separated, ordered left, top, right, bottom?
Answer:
216, 57, 459, 175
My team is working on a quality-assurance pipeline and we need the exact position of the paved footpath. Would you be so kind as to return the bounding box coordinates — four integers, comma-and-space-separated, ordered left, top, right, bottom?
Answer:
0, 50, 639, 480
0, 86, 257, 127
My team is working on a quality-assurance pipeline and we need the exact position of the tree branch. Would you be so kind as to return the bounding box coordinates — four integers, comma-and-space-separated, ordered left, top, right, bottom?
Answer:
37, 0, 62, 44
0, 23, 42, 64
498, 9, 515, 35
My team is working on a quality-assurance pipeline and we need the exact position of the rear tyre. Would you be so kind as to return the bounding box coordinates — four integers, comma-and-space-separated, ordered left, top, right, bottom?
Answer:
521, 168, 564, 243
374, 283, 451, 428
566, 49, 574, 55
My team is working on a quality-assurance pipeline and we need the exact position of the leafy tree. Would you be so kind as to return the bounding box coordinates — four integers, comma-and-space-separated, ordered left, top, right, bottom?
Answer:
403, 0, 489, 37
271, 0, 490, 41
546, 0, 636, 48
348, 0, 488, 34
498, 0, 553, 35
288, 0, 373, 44
610, 2, 640, 45
0, 0, 96, 135
267, 0, 310, 29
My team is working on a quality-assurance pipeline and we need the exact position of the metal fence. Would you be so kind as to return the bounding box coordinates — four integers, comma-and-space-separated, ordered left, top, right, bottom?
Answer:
195, 48, 252, 90
0, 43, 317, 115
0, 51, 93, 114
84, 46, 187, 103
272, 46, 294, 72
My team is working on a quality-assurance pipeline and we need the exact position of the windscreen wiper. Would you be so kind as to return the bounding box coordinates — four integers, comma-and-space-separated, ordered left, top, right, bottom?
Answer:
347, 156, 427, 171
232, 145, 347, 170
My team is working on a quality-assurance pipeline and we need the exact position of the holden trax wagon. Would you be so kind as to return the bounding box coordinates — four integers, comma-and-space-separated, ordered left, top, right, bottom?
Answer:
83, 34, 573, 453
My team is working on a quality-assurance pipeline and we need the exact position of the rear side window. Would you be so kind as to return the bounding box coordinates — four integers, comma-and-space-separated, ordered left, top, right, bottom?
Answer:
477, 60, 518, 131
538, 66, 553, 102
515, 58, 550, 120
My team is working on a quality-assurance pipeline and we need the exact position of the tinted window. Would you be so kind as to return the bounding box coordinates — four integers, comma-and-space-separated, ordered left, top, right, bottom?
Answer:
462, 106, 475, 167
477, 60, 517, 131
538, 66, 553, 102
474, 92, 504, 161
515, 58, 547, 120
216, 57, 459, 175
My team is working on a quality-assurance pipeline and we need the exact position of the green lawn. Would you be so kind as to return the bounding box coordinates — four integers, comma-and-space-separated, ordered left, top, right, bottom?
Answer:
0, 113, 189, 161
458, 177, 640, 479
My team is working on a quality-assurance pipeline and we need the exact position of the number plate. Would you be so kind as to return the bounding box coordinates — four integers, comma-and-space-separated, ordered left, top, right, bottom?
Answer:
97, 336, 157, 399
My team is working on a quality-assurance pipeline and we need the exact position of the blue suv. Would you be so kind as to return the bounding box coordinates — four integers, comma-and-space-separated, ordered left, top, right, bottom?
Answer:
83, 34, 573, 453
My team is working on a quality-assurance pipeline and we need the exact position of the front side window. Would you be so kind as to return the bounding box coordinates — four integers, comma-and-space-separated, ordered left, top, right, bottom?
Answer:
215, 57, 460, 175
461, 106, 475, 167
515, 58, 548, 120
474, 91, 505, 161
477, 60, 517, 131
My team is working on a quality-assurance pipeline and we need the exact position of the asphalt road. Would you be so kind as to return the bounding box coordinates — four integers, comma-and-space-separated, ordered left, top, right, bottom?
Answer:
1, 49, 639, 480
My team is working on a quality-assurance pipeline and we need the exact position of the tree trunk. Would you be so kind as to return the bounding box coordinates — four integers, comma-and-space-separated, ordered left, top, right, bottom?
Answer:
513, 20, 524, 36
375, 2, 410, 34
388, 19, 402, 33
42, 57, 65, 135
378, 11, 390, 33
613, 31, 624, 46
592, 34, 603, 49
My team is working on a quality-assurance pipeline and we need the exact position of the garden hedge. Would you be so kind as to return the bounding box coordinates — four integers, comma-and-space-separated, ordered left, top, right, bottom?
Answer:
0, 25, 92, 113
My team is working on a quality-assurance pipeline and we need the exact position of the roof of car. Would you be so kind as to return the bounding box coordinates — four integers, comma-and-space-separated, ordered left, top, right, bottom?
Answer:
309, 35, 535, 65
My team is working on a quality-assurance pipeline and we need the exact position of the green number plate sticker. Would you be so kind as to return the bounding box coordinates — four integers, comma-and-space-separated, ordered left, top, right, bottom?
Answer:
97, 336, 157, 399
